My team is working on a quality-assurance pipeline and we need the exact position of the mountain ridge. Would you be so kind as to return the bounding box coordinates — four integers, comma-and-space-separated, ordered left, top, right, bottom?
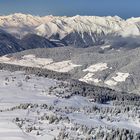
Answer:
0, 13, 140, 48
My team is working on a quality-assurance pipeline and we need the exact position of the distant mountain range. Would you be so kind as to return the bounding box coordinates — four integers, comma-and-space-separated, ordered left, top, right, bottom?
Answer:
0, 13, 140, 54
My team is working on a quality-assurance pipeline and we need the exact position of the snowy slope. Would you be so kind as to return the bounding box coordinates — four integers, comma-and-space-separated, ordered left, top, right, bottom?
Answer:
0, 55, 81, 72
0, 70, 139, 140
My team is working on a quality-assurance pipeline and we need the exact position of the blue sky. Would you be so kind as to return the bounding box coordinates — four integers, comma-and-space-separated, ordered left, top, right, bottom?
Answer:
0, 0, 140, 18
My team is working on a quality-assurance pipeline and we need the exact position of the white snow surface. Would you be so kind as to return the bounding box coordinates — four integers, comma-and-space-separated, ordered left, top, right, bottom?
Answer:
80, 63, 108, 84
79, 73, 101, 84
0, 55, 80, 72
105, 72, 130, 86
100, 45, 111, 50
112, 72, 130, 82
0, 70, 92, 140
83, 63, 108, 73
0, 70, 57, 140
0, 13, 140, 38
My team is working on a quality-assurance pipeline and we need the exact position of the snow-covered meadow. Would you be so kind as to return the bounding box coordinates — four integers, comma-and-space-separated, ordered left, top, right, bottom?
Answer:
0, 55, 81, 73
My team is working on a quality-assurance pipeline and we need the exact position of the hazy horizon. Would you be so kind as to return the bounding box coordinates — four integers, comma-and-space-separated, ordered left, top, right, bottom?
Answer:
0, 12, 140, 20
0, 0, 140, 19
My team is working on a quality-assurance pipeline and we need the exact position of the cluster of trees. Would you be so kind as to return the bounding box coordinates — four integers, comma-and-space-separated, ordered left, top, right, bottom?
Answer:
68, 79, 140, 103
48, 78, 140, 104
56, 124, 140, 140
0, 62, 140, 104
12, 102, 140, 140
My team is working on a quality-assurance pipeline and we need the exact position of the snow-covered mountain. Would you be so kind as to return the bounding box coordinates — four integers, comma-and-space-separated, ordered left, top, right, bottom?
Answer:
0, 29, 57, 56
20, 34, 58, 50
1, 13, 140, 47
0, 13, 140, 140
0, 29, 24, 55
